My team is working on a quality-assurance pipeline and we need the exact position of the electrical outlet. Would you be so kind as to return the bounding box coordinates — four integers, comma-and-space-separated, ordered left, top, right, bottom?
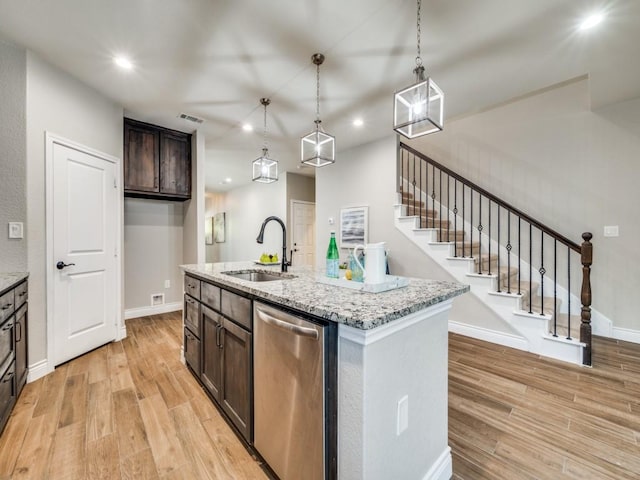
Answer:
328, 217, 334, 225
603, 226, 619, 237
397, 395, 408, 435
151, 293, 165, 306
164, 279, 171, 289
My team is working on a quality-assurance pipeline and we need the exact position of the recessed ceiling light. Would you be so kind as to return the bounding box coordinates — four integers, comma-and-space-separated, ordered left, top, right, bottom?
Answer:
242, 123, 253, 132
579, 12, 604, 30
113, 55, 133, 70
353, 118, 364, 127
225, 178, 232, 183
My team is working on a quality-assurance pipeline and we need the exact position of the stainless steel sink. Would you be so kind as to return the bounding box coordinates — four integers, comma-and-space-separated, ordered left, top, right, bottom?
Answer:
222, 270, 294, 282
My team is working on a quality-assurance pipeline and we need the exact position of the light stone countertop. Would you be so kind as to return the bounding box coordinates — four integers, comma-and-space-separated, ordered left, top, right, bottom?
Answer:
0, 272, 29, 295
181, 262, 469, 330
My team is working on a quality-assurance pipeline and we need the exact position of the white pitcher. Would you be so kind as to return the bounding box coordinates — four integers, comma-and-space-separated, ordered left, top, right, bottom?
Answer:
353, 242, 387, 284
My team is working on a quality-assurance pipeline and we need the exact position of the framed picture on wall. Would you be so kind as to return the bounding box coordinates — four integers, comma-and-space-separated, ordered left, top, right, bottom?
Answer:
214, 212, 226, 243
339, 206, 368, 248
205, 217, 213, 245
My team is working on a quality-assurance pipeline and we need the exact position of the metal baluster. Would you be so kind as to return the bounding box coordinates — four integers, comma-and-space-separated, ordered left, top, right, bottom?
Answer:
489, 200, 492, 277
567, 249, 572, 340
539, 230, 545, 316
529, 223, 533, 314
496, 205, 501, 291
419, 155, 423, 227
553, 239, 557, 336
478, 195, 483, 273
462, 185, 466, 257
412, 154, 417, 223
518, 217, 521, 295
447, 174, 451, 242
431, 164, 436, 229
454, 181, 458, 257
425, 159, 429, 227
439, 170, 443, 242
469, 188, 473, 257
506, 212, 512, 294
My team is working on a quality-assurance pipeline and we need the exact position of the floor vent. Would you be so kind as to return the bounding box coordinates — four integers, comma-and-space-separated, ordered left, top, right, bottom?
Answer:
178, 113, 204, 124
151, 293, 165, 306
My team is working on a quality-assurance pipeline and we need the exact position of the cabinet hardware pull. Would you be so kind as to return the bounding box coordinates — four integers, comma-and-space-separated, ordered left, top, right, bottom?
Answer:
256, 309, 319, 340
1, 323, 12, 332
16, 322, 21, 342
2, 372, 14, 383
18, 292, 26, 297
216, 323, 222, 348
2, 304, 12, 310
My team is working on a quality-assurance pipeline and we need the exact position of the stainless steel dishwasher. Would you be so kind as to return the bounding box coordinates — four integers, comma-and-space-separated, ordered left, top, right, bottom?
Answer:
254, 301, 334, 480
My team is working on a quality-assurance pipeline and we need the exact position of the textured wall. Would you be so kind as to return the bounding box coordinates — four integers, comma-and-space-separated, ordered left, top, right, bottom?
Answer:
0, 39, 27, 271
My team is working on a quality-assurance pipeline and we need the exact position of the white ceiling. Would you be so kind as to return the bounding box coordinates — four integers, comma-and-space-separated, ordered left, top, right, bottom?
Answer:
1, 0, 639, 192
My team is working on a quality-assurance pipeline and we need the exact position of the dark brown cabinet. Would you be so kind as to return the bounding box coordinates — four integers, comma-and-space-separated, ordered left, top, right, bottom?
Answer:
183, 274, 252, 443
183, 275, 201, 374
0, 277, 28, 436
124, 118, 191, 200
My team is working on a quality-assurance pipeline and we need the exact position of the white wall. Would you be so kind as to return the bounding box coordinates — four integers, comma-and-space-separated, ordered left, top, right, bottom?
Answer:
26, 51, 123, 366
409, 78, 640, 335
220, 179, 287, 262
124, 198, 184, 310
316, 136, 513, 335
182, 130, 205, 265
0, 39, 27, 271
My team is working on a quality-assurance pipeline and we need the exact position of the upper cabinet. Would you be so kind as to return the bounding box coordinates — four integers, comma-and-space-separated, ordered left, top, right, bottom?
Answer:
124, 118, 192, 201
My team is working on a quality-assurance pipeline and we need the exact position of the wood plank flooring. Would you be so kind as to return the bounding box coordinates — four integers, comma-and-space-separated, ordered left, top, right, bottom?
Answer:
449, 332, 640, 480
1, 312, 639, 479
0, 312, 267, 480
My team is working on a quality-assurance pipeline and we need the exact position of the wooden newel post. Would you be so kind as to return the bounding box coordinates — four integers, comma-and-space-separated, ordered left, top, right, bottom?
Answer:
580, 232, 593, 366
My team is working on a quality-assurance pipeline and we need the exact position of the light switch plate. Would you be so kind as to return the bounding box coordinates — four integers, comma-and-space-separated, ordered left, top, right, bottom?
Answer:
397, 395, 409, 435
604, 225, 619, 237
8, 222, 23, 239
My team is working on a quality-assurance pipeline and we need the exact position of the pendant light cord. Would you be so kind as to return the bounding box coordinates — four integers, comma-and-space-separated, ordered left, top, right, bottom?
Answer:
316, 62, 321, 123
416, 0, 422, 67
263, 101, 268, 151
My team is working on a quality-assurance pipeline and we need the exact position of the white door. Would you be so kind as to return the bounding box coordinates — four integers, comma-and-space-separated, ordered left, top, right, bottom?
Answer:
49, 137, 119, 366
291, 201, 315, 267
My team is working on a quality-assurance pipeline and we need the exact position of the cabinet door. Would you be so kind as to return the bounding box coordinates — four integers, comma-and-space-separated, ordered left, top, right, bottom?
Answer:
160, 131, 191, 197
221, 318, 252, 442
201, 306, 223, 401
124, 121, 160, 193
14, 304, 27, 395
0, 361, 16, 434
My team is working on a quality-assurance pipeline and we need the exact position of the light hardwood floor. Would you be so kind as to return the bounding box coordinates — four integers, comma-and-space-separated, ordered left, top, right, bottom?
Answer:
1, 313, 639, 479
0, 312, 267, 480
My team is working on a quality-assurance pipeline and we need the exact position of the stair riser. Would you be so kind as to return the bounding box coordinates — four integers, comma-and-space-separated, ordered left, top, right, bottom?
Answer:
435, 231, 465, 242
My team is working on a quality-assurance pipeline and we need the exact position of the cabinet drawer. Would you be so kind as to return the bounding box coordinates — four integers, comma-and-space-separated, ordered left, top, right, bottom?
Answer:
221, 290, 252, 331
184, 275, 201, 300
184, 329, 201, 375
14, 282, 28, 309
0, 290, 14, 324
184, 296, 200, 336
201, 282, 220, 311
0, 361, 16, 431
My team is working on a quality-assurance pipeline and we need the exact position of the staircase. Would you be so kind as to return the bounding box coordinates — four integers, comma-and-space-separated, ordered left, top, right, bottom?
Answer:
395, 143, 594, 366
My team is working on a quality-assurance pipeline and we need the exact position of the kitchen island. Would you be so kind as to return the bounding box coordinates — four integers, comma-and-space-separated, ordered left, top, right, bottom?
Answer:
181, 262, 468, 480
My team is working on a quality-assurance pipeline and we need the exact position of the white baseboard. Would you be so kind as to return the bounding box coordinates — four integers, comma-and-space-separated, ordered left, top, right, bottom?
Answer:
449, 320, 529, 351
612, 326, 640, 345
422, 446, 452, 480
27, 359, 52, 383
124, 301, 182, 320
118, 324, 127, 341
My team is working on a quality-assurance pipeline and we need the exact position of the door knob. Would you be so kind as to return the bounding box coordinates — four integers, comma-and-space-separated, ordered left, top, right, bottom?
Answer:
56, 261, 76, 270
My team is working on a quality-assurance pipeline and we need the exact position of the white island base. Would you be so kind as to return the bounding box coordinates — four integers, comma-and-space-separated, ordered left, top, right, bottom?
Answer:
338, 300, 453, 480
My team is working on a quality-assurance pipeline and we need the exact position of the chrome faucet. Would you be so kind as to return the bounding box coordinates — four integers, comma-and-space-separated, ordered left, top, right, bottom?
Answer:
256, 216, 291, 272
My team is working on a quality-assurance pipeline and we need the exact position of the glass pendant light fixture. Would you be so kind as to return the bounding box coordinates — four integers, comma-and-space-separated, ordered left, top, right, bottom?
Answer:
301, 53, 335, 167
393, 0, 444, 138
252, 98, 278, 183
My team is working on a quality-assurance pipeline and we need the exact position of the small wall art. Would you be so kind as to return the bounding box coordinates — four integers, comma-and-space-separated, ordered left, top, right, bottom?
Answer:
339, 206, 368, 248
214, 212, 226, 243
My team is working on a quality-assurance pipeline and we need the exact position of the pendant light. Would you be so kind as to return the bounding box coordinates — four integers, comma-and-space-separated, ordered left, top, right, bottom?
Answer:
301, 53, 335, 167
393, 0, 444, 138
252, 98, 278, 183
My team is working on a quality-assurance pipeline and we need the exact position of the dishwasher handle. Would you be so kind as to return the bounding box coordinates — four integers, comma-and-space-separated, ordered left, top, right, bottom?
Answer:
256, 308, 319, 340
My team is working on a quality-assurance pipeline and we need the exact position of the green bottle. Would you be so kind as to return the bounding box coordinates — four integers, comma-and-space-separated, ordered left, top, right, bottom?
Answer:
326, 231, 339, 278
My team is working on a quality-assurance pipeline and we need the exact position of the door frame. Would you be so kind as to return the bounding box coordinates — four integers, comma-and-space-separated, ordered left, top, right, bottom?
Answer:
45, 132, 123, 373
290, 199, 316, 267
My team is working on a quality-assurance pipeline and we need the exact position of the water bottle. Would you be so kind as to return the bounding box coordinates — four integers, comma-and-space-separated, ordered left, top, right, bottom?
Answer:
326, 231, 339, 278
